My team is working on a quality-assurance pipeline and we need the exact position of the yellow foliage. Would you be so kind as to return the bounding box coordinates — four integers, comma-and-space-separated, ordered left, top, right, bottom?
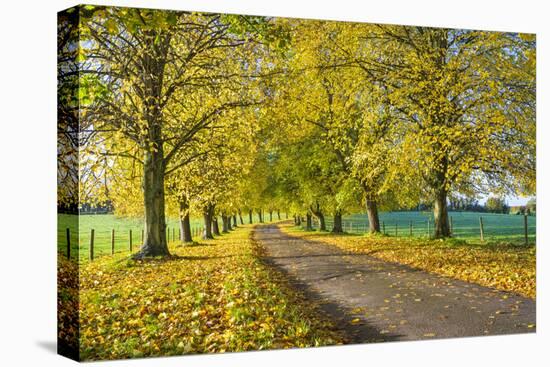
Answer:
78, 226, 343, 360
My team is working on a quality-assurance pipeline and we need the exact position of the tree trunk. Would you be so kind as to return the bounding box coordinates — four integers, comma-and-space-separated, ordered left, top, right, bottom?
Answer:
332, 210, 343, 233
232, 215, 237, 228
238, 210, 244, 225
134, 31, 171, 259
136, 149, 170, 258
212, 217, 220, 236
227, 215, 233, 230
434, 189, 451, 238
221, 215, 229, 233
366, 199, 381, 233
203, 205, 214, 239
296, 215, 302, 226
269, 210, 273, 222
277, 210, 281, 220
249, 209, 253, 224
310, 203, 326, 231
286, 212, 288, 219
258, 209, 263, 223
179, 199, 192, 243
306, 213, 313, 231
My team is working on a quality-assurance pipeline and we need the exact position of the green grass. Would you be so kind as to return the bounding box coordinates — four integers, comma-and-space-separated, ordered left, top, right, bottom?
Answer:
59, 210, 533, 261
58, 212, 282, 261
311, 211, 536, 244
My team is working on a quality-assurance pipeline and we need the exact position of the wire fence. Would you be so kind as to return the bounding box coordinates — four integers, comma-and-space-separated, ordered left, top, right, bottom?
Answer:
303, 213, 535, 245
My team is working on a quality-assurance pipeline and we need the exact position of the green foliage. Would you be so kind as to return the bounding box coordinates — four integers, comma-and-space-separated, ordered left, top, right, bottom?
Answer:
485, 197, 509, 214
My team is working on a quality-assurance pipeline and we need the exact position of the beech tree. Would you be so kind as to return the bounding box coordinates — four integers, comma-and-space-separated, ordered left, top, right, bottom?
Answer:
80, 6, 270, 256
334, 25, 536, 237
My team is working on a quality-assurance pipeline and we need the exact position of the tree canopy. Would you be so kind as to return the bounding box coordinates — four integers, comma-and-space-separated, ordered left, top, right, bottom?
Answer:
59, 5, 536, 256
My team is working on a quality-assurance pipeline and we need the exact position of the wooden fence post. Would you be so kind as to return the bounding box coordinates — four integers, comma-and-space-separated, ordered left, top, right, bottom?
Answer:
523, 214, 529, 245
89, 229, 95, 261
409, 221, 413, 237
479, 217, 484, 242
111, 229, 115, 255
66, 228, 71, 259
129, 229, 133, 251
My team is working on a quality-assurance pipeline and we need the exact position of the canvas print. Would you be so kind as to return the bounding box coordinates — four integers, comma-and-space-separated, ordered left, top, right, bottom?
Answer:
57, 4, 536, 362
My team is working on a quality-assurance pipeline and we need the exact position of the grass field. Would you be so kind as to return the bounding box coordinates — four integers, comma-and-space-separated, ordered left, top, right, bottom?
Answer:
315, 211, 536, 244
58, 213, 270, 261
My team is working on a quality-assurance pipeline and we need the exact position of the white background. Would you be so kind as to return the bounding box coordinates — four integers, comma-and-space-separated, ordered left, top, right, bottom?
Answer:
0, 0, 547, 366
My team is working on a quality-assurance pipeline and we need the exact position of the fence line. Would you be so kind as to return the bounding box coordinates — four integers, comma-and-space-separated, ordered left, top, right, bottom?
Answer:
306, 214, 533, 245
59, 224, 210, 261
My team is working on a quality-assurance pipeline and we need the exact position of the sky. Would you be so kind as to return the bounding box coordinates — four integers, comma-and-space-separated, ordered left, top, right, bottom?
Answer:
479, 194, 534, 206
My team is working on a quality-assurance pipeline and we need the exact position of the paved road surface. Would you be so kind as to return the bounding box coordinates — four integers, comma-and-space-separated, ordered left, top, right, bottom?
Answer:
253, 224, 536, 343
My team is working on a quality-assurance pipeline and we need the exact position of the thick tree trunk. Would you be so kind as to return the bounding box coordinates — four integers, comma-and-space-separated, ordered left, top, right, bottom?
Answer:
221, 215, 229, 233
227, 215, 233, 230
366, 199, 381, 233
203, 205, 214, 239
136, 149, 170, 258
277, 210, 281, 220
269, 211, 273, 222
212, 217, 220, 236
179, 199, 192, 243
434, 189, 451, 238
134, 31, 171, 259
332, 211, 343, 233
296, 215, 302, 226
232, 215, 237, 228
249, 209, 253, 224
306, 213, 313, 231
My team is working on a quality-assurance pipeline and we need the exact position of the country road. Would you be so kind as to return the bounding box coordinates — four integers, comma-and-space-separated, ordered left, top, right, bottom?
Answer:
253, 223, 536, 343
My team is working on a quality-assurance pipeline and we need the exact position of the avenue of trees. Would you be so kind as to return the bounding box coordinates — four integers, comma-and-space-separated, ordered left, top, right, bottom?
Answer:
58, 6, 536, 258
